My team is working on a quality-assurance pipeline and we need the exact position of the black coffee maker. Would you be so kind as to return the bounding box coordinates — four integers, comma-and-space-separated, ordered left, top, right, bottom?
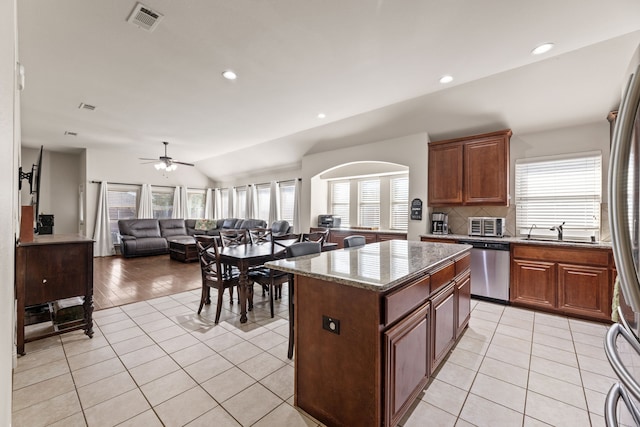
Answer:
431, 212, 448, 235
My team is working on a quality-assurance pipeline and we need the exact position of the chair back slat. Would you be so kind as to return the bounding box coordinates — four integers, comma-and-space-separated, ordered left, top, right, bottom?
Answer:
301, 229, 329, 245
219, 229, 248, 247
249, 228, 272, 245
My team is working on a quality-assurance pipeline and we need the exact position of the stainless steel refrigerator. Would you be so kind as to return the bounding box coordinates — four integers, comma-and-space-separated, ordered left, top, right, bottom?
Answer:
606, 43, 640, 426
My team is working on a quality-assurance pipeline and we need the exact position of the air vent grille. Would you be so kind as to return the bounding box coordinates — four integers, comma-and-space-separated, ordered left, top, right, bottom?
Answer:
64, 131, 78, 136
78, 103, 95, 111
127, 3, 163, 32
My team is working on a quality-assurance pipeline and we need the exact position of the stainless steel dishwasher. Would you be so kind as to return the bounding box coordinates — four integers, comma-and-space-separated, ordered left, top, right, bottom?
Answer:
457, 239, 510, 303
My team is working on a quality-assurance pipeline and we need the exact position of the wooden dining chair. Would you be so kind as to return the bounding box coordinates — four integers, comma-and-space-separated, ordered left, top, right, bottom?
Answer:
300, 229, 329, 245
248, 227, 272, 245
248, 233, 300, 318
284, 241, 322, 359
195, 236, 239, 324
219, 229, 248, 247
343, 235, 366, 248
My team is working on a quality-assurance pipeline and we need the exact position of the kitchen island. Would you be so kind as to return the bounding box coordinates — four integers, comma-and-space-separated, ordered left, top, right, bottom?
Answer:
267, 240, 471, 427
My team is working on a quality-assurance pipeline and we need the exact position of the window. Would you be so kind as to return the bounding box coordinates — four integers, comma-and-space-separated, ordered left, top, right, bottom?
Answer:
256, 184, 271, 221
108, 189, 137, 244
152, 190, 173, 219
515, 151, 602, 240
235, 187, 247, 219
279, 180, 296, 223
330, 181, 350, 227
358, 179, 380, 228
390, 176, 409, 230
187, 189, 205, 219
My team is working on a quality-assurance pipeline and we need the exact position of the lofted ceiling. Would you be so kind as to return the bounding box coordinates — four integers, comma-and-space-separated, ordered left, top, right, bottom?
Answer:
17, 1, 640, 181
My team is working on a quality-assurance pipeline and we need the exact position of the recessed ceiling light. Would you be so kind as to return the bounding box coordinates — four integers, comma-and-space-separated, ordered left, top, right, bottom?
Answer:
317, 113, 326, 119
531, 42, 554, 55
439, 75, 454, 84
222, 70, 237, 80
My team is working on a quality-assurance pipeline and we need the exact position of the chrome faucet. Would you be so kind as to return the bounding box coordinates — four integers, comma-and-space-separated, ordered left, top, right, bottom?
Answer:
550, 222, 565, 241
527, 224, 537, 239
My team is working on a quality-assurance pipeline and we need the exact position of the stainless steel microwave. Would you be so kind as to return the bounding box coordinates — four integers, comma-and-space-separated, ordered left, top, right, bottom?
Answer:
468, 217, 506, 237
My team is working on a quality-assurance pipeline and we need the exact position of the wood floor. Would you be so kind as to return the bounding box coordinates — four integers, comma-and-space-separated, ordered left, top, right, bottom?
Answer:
92, 254, 202, 310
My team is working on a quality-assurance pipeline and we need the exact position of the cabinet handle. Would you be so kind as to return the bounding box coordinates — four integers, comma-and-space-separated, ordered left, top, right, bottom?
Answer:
42, 279, 47, 284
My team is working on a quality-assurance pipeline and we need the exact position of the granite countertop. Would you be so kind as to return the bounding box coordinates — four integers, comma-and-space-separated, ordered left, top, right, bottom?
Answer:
266, 240, 471, 292
420, 233, 612, 249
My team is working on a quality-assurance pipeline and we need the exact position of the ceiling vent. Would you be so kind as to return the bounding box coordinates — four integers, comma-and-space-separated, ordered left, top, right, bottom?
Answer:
64, 131, 78, 136
127, 3, 163, 32
78, 103, 95, 111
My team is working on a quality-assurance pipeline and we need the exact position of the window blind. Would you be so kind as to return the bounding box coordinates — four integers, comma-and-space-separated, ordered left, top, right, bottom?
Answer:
515, 152, 601, 238
279, 181, 295, 222
359, 179, 380, 228
108, 190, 137, 243
235, 187, 247, 219
152, 192, 173, 218
331, 181, 350, 227
256, 184, 271, 222
187, 190, 205, 219
220, 189, 230, 218
390, 176, 408, 230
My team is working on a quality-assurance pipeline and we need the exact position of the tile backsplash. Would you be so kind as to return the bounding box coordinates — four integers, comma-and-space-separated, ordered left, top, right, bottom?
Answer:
431, 203, 611, 242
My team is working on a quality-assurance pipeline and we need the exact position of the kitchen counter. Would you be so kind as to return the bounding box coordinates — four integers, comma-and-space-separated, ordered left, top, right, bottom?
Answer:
421, 233, 612, 249
267, 240, 472, 427
266, 239, 470, 292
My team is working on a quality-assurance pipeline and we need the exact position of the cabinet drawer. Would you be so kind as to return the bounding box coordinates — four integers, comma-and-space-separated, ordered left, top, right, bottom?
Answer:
385, 274, 430, 326
455, 253, 471, 277
512, 244, 609, 266
430, 261, 456, 294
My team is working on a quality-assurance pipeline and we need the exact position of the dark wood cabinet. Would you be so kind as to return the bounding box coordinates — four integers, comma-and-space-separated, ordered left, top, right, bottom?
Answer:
558, 263, 609, 319
511, 259, 557, 310
16, 235, 94, 355
384, 302, 430, 427
428, 142, 463, 205
511, 243, 613, 322
455, 270, 471, 338
431, 281, 456, 371
428, 129, 511, 207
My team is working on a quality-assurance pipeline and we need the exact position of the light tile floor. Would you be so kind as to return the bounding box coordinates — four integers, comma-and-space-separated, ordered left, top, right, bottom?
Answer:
13, 288, 620, 426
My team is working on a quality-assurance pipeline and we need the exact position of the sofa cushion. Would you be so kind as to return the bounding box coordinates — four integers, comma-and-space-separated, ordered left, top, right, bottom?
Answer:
222, 218, 240, 229
195, 219, 217, 231
118, 219, 161, 238
159, 219, 188, 238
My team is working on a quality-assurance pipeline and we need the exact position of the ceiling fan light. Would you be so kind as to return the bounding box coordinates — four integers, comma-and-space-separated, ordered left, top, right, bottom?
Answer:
155, 162, 165, 170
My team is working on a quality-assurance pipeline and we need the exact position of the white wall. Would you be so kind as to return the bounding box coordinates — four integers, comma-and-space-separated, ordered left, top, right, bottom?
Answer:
301, 133, 429, 240
1, 0, 18, 424
84, 146, 214, 239
21, 147, 82, 234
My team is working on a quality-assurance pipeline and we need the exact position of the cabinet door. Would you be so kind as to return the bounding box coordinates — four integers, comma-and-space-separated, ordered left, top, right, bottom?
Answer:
431, 282, 456, 372
384, 302, 430, 427
511, 259, 556, 310
377, 233, 406, 242
464, 135, 508, 205
428, 142, 463, 206
456, 271, 471, 338
558, 263, 610, 320
23, 243, 90, 306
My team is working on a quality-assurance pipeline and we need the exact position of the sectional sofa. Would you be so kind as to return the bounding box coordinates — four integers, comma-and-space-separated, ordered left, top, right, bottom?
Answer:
117, 218, 271, 258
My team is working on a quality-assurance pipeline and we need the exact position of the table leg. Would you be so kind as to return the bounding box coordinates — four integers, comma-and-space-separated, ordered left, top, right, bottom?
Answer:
239, 267, 249, 323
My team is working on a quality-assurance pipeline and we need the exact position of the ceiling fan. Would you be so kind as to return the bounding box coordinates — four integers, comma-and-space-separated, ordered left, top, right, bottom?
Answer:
139, 141, 194, 171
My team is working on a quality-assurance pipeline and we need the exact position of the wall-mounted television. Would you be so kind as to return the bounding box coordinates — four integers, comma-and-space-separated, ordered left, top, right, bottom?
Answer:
18, 145, 43, 233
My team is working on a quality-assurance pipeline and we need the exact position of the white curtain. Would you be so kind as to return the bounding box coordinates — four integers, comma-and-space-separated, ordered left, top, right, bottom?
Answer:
172, 186, 182, 219
204, 188, 214, 219
138, 184, 153, 219
181, 186, 189, 218
228, 188, 234, 218
245, 185, 254, 218
93, 182, 114, 257
293, 179, 301, 233
268, 181, 278, 226
214, 188, 222, 218
251, 185, 258, 220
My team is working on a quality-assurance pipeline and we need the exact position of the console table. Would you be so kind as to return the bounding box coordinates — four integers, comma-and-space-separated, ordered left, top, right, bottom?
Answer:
15, 234, 94, 355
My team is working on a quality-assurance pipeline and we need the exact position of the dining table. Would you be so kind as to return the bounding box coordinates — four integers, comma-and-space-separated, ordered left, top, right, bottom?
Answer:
217, 239, 338, 323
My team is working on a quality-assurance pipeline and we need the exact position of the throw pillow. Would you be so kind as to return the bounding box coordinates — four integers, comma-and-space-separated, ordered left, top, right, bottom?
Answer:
195, 219, 216, 231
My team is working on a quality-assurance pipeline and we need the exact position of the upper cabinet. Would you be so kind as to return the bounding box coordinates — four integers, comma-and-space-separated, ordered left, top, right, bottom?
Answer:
428, 129, 512, 207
